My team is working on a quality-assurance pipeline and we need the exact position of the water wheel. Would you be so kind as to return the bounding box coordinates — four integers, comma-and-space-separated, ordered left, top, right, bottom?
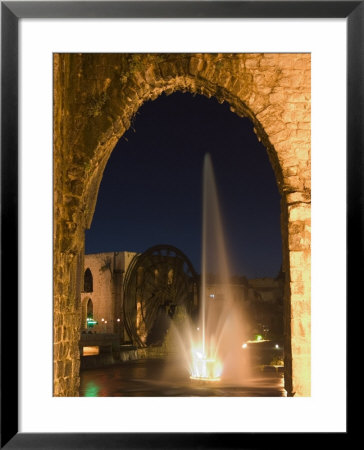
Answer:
123, 244, 199, 347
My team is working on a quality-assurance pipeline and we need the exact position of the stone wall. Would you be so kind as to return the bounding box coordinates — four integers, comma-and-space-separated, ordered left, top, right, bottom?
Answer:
81, 253, 114, 334
81, 251, 137, 334
53, 53, 311, 396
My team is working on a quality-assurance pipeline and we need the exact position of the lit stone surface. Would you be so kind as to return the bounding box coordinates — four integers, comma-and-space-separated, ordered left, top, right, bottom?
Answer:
53, 53, 311, 397
80, 252, 136, 335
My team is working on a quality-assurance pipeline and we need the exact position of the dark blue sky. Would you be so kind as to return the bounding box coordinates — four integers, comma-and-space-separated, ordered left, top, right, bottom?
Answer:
85, 92, 282, 278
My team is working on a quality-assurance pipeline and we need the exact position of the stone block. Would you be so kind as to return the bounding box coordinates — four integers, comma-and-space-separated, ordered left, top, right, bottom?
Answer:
269, 91, 286, 104
283, 166, 298, 177
289, 251, 305, 268
286, 191, 310, 204
288, 232, 308, 251
290, 268, 303, 282
288, 204, 311, 222
290, 281, 305, 296
298, 121, 310, 130
245, 57, 260, 69
269, 128, 291, 144
64, 360, 72, 377
287, 92, 310, 103
56, 360, 64, 378
259, 55, 280, 68
284, 175, 304, 191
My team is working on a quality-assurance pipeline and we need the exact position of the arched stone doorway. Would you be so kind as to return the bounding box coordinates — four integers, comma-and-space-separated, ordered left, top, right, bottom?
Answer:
81, 298, 94, 331
53, 53, 311, 397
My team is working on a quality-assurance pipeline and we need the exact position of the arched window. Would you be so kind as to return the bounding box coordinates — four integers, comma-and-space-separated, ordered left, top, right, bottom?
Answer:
86, 299, 96, 328
84, 268, 93, 292
87, 298, 93, 317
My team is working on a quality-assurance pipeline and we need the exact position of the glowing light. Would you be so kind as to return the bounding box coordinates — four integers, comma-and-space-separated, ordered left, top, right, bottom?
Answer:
275, 344, 279, 349
104, 320, 108, 324
255, 334, 263, 341
101, 318, 104, 322
197, 327, 200, 331
209, 294, 215, 299
242, 343, 248, 349
117, 318, 120, 322
83, 346, 99, 356
84, 381, 100, 397
86, 317, 98, 328
190, 348, 222, 381
247, 339, 269, 344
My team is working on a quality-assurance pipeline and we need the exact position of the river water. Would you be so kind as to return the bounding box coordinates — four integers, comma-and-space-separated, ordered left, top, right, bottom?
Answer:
80, 358, 285, 397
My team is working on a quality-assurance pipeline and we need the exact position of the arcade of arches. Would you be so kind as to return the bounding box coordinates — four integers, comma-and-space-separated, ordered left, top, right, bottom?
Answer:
53, 53, 311, 397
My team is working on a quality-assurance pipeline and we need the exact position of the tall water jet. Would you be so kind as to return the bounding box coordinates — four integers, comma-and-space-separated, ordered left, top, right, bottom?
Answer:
190, 153, 251, 382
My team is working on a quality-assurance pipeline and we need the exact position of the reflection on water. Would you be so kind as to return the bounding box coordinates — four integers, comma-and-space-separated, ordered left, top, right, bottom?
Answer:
79, 359, 285, 397
84, 381, 100, 397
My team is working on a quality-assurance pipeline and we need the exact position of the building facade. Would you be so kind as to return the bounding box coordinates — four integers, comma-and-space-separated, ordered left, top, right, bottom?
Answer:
81, 251, 136, 339
81, 250, 284, 344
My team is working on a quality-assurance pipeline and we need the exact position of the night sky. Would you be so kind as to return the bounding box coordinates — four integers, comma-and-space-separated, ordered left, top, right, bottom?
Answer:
85, 92, 282, 278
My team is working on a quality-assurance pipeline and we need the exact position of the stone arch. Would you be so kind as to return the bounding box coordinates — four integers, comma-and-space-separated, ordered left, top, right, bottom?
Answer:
78, 63, 285, 234
53, 53, 310, 397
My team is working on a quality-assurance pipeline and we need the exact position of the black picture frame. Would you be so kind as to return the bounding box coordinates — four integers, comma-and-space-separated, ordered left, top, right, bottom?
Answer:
1, 1, 357, 448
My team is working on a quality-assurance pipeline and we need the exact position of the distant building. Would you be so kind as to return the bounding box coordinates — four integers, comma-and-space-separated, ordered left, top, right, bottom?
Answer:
81, 250, 284, 343
248, 271, 285, 337
81, 251, 137, 340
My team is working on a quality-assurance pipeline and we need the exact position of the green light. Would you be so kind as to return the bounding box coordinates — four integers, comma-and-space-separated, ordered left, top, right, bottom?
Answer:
84, 381, 100, 397
87, 318, 98, 328
255, 334, 263, 341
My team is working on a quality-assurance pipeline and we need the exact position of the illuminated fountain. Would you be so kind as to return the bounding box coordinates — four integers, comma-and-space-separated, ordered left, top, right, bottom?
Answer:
161, 154, 251, 384
188, 153, 250, 383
